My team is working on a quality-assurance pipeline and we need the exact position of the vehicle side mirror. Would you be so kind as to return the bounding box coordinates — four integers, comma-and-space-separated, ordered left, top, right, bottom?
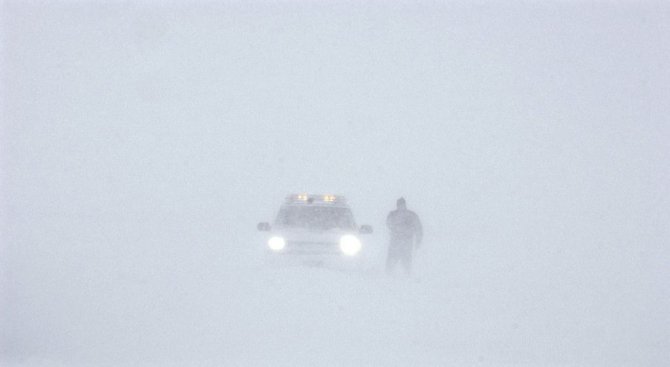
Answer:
257, 222, 271, 231
359, 225, 373, 234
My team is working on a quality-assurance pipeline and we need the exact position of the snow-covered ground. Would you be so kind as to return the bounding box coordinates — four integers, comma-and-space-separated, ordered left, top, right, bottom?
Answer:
3, 210, 667, 366
2, 1, 669, 366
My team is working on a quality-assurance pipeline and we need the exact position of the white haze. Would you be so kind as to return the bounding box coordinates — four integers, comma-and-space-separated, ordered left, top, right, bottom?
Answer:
1, 1, 668, 366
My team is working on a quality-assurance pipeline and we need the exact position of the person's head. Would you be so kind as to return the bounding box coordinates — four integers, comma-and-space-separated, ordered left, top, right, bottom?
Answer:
396, 197, 406, 209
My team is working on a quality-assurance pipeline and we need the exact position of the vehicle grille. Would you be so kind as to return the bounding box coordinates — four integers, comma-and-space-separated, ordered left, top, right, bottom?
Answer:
285, 241, 339, 255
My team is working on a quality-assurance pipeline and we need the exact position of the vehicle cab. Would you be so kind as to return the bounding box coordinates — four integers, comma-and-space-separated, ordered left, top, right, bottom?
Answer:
257, 194, 373, 262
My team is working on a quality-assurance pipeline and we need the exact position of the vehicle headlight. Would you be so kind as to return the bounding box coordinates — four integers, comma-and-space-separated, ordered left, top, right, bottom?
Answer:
268, 236, 286, 251
339, 235, 362, 256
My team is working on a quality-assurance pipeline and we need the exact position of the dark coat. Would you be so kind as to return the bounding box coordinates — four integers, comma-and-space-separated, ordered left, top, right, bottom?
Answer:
386, 208, 423, 246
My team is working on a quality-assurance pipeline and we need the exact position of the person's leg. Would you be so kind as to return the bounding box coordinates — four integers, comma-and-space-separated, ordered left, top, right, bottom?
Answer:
386, 245, 400, 276
385, 250, 396, 275
401, 247, 413, 276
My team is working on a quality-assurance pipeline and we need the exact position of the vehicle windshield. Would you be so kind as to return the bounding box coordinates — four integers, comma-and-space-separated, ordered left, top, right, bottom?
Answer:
275, 205, 356, 230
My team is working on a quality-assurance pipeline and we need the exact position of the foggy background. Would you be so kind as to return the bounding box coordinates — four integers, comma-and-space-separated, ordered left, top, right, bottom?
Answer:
1, 1, 668, 365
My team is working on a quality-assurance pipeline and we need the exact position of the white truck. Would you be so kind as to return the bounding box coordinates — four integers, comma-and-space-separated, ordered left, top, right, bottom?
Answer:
257, 194, 373, 265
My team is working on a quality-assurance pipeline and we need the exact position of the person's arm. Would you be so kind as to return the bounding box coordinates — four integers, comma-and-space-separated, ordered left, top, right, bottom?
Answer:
414, 213, 423, 247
